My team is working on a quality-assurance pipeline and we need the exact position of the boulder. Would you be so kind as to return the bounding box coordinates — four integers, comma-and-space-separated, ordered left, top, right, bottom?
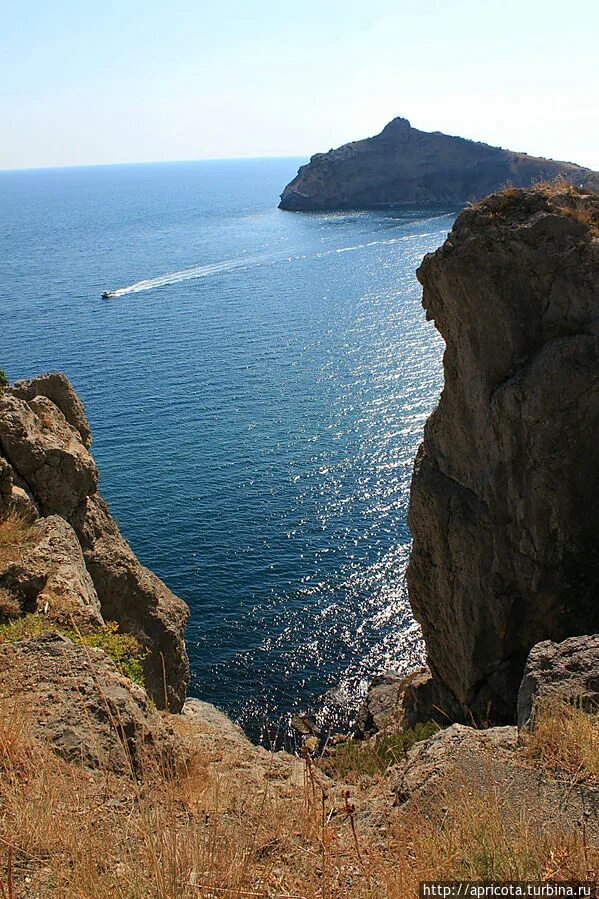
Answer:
0, 375, 190, 710
518, 635, 599, 728
392, 723, 518, 805
407, 187, 599, 724
0, 633, 163, 774
12, 371, 92, 448
0, 392, 97, 517
355, 669, 461, 737
0, 514, 103, 629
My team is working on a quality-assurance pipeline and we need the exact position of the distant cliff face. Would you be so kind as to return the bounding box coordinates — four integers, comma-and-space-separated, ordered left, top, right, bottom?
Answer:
407, 185, 599, 725
279, 118, 599, 211
0, 373, 189, 710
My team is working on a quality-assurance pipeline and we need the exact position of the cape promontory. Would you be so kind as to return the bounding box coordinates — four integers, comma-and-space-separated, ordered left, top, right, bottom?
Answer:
279, 117, 599, 211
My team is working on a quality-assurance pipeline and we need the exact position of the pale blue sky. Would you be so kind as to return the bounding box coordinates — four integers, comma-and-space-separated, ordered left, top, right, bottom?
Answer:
2, 0, 598, 170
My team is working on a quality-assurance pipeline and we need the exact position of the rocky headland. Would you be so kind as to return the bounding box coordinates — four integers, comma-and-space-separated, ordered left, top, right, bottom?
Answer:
2, 183, 599, 895
279, 117, 599, 211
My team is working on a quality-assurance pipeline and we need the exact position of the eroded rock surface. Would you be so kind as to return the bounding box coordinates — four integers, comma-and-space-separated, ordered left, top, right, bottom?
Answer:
408, 187, 599, 724
518, 635, 599, 727
0, 372, 189, 709
0, 633, 163, 774
280, 117, 599, 211
0, 514, 103, 628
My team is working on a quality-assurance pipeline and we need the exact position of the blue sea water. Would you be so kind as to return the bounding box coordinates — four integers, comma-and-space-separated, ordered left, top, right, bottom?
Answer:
0, 158, 453, 738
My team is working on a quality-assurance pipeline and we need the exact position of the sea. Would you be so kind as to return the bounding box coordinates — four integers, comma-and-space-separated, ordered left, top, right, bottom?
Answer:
0, 157, 455, 741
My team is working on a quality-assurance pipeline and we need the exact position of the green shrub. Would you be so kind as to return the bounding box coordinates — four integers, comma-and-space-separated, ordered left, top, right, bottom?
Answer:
77, 621, 146, 686
0, 615, 147, 687
0, 369, 8, 391
322, 720, 439, 780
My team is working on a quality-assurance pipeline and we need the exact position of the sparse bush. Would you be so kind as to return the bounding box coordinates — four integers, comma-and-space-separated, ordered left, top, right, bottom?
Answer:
0, 508, 34, 567
0, 369, 7, 391
0, 614, 147, 687
321, 720, 439, 780
77, 620, 147, 686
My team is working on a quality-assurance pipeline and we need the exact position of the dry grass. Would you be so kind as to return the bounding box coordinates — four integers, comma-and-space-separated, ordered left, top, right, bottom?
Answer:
473, 177, 599, 233
0, 588, 20, 622
0, 509, 33, 569
523, 696, 599, 785
0, 698, 597, 899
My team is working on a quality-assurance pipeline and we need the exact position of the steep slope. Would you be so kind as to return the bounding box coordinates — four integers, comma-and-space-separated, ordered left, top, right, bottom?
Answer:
407, 184, 599, 724
0, 372, 189, 710
279, 117, 599, 211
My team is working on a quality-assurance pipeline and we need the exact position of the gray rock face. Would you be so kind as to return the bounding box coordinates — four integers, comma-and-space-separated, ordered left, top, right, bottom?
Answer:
71, 494, 190, 712
12, 372, 92, 448
354, 674, 406, 737
279, 117, 599, 211
0, 373, 189, 710
0, 633, 163, 774
0, 391, 97, 517
518, 635, 599, 728
407, 187, 599, 725
392, 723, 518, 805
0, 514, 103, 629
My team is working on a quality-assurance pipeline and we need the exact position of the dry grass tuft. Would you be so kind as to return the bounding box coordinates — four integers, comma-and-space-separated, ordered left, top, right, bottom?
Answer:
523, 696, 599, 784
0, 509, 34, 569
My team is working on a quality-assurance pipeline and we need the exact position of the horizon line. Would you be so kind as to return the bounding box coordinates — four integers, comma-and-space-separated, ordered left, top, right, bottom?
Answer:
0, 153, 309, 175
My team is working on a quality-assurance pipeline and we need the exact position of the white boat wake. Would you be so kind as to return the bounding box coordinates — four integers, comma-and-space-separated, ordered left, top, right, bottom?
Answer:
103, 254, 267, 297
101, 219, 452, 298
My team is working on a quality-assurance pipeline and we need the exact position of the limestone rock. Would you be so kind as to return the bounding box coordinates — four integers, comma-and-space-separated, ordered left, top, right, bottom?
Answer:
0, 392, 97, 516
407, 187, 599, 725
0, 514, 103, 629
0, 458, 12, 499
71, 494, 189, 712
180, 698, 306, 792
12, 371, 92, 448
389, 720, 599, 849
518, 635, 599, 728
355, 669, 464, 738
280, 117, 599, 211
392, 723, 518, 805
0, 374, 190, 710
0, 633, 162, 774
354, 674, 407, 737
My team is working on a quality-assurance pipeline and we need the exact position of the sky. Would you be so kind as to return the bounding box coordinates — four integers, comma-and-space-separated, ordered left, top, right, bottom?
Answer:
2, 0, 598, 171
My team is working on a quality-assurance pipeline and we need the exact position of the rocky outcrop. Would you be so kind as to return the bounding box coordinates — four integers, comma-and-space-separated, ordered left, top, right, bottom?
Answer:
279, 117, 599, 211
0, 514, 103, 629
0, 372, 189, 710
71, 493, 189, 710
354, 668, 457, 737
392, 723, 518, 805
0, 632, 163, 774
518, 635, 599, 727
0, 390, 97, 517
407, 186, 599, 725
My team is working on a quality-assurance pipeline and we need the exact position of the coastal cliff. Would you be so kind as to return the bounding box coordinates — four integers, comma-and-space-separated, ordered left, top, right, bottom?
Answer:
0, 372, 189, 710
279, 117, 599, 211
407, 184, 599, 725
